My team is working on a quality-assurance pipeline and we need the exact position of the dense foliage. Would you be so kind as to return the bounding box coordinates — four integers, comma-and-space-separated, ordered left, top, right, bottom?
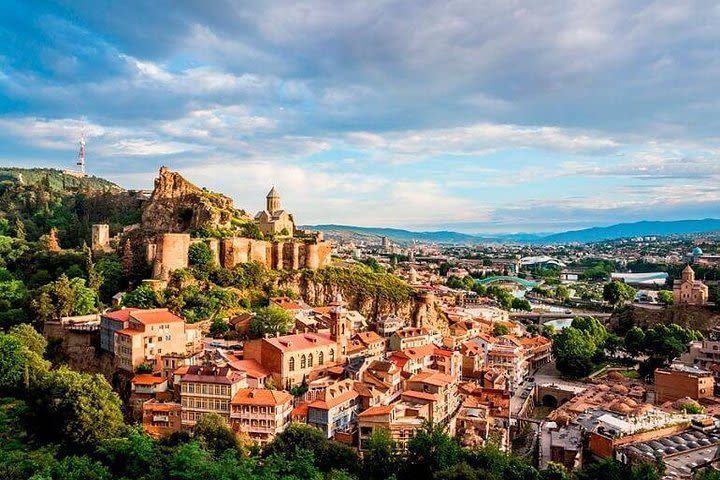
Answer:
552, 317, 608, 378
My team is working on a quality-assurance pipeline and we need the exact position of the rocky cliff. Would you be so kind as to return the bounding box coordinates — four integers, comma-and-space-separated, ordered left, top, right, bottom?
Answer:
276, 268, 449, 333
610, 304, 720, 334
141, 166, 249, 232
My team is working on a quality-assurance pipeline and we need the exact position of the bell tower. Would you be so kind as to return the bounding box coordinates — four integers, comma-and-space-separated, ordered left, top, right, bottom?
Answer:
329, 294, 350, 362
266, 186, 281, 213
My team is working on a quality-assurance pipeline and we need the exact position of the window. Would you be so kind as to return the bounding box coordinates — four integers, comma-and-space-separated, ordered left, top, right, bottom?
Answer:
301, 355, 306, 369
308, 353, 314, 368
329, 349, 335, 362
289, 357, 295, 372
319, 351, 324, 365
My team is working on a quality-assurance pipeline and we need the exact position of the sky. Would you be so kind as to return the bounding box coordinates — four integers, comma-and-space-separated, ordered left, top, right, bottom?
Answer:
1, 1, 719, 233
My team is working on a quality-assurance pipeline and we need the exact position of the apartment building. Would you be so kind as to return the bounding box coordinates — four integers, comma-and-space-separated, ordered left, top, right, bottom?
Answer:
388, 327, 431, 351
307, 379, 360, 438
230, 388, 294, 444
114, 308, 198, 372
179, 366, 247, 427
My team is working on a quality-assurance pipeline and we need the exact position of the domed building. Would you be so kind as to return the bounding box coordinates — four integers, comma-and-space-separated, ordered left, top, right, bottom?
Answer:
255, 187, 296, 237
673, 265, 709, 305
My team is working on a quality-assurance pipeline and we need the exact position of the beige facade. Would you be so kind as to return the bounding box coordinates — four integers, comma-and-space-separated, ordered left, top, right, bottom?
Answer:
255, 187, 295, 237
114, 309, 194, 372
673, 265, 709, 305
230, 388, 294, 444
179, 366, 247, 427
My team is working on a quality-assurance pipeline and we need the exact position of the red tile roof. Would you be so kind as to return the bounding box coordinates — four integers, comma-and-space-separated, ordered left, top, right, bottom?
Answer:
116, 328, 144, 336
132, 374, 167, 385
231, 388, 292, 406
102, 308, 139, 321
130, 309, 184, 325
358, 404, 395, 417
308, 380, 358, 410
270, 296, 304, 311
228, 359, 270, 379
264, 332, 335, 352
401, 390, 438, 402
407, 370, 454, 387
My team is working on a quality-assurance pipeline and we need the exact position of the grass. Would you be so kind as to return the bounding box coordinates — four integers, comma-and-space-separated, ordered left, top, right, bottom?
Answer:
622, 370, 640, 379
531, 406, 553, 420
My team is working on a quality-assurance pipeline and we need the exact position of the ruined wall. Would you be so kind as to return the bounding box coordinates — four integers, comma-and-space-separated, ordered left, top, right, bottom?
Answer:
92, 224, 110, 250
152, 233, 190, 280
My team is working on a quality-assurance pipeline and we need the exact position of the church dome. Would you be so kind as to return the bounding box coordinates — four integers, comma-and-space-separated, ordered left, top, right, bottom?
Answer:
692, 247, 703, 256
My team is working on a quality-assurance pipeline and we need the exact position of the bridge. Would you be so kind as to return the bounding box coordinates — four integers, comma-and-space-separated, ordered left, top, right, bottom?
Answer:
510, 311, 613, 324
475, 276, 538, 289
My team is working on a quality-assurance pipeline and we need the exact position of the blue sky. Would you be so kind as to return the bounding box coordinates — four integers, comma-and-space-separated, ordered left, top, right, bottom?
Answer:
1, 1, 719, 233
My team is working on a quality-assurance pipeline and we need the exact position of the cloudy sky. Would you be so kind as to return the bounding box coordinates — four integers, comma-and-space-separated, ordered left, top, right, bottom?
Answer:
1, 1, 719, 233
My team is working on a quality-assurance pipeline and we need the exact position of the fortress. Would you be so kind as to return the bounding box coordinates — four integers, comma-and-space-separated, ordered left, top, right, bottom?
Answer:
98, 167, 332, 281
148, 232, 333, 280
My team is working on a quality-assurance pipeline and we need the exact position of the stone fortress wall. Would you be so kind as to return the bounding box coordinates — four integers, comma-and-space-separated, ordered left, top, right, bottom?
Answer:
148, 232, 332, 280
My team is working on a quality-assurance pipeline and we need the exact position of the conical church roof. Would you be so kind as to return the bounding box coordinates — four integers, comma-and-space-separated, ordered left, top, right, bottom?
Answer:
267, 186, 280, 198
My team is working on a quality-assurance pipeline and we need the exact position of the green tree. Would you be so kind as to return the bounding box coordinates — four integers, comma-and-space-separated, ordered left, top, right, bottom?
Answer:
363, 428, 398, 480
511, 298, 532, 311
122, 285, 160, 309
657, 290, 674, 305
13, 218, 25, 241
194, 413, 244, 457
555, 285, 570, 301
29, 367, 126, 451
493, 323, 510, 336
41, 455, 112, 480
189, 242, 215, 270
209, 318, 230, 338
552, 327, 597, 378
624, 326, 646, 357
405, 422, 463, 479
541, 462, 570, 480
8, 323, 47, 355
249, 305, 292, 339
603, 281, 636, 306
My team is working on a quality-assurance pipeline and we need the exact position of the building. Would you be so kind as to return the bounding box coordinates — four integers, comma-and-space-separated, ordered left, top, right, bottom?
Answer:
100, 308, 139, 353
674, 265, 709, 305
388, 327, 431, 351
655, 365, 715, 404
307, 379, 360, 438
376, 314, 405, 338
519, 336, 553, 370
230, 388, 294, 444
243, 305, 351, 389
114, 309, 198, 372
358, 400, 431, 451
142, 400, 183, 438
403, 370, 460, 425
179, 366, 247, 427
255, 187, 295, 237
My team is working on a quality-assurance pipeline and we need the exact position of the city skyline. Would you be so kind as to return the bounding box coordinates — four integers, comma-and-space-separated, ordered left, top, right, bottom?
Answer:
1, 1, 719, 232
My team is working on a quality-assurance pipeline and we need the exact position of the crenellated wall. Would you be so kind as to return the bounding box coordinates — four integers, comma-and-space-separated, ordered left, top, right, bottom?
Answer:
150, 233, 332, 280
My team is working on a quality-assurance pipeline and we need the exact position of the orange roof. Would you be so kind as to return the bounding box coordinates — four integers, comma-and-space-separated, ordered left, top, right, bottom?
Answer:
102, 308, 139, 321
358, 404, 395, 417
132, 374, 166, 385
130, 308, 184, 325
395, 327, 429, 338
308, 380, 358, 410
228, 359, 270, 379
264, 332, 335, 352
402, 390, 438, 402
116, 328, 144, 336
292, 402, 309, 418
476, 333, 498, 344
433, 348, 453, 358
395, 343, 436, 360
143, 401, 181, 412
519, 336, 551, 347
407, 370, 454, 387
231, 388, 293, 406
174, 365, 189, 376
271, 297, 303, 311
354, 331, 384, 346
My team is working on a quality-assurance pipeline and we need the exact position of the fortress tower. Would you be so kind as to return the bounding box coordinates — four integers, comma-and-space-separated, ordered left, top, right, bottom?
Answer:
267, 186, 281, 213
328, 294, 352, 363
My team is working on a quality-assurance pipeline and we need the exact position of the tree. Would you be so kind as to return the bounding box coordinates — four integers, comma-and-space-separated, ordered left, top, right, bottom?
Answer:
493, 323, 510, 336
122, 285, 160, 309
555, 285, 570, 301
541, 462, 570, 480
511, 298, 532, 311
624, 326, 646, 357
194, 413, 244, 457
189, 242, 215, 270
552, 327, 597, 378
13, 218, 25, 241
363, 428, 398, 480
405, 422, 463, 479
681, 401, 704, 414
657, 290, 674, 305
249, 305, 292, 339
0, 335, 29, 392
603, 281, 636, 306
8, 323, 47, 355
209, 318, 230, 338
42, 455, 112, 480
29, 367, 126, 451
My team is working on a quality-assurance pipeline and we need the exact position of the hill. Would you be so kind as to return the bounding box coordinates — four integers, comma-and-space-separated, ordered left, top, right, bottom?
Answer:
0, 167, 121, 191
540, 218, 720, 243
306, 218, 720, 245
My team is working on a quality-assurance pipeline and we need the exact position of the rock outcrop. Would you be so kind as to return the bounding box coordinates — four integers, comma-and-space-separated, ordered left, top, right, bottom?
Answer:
276, 270, 448, 333
141, 166, 248, 232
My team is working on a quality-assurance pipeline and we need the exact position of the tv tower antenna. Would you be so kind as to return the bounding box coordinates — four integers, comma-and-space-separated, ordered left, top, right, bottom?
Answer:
76, 128, 86, 176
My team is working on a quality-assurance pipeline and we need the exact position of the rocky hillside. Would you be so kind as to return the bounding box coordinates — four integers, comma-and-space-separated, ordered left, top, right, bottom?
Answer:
611, 304, 720, 334
276, 267, 448, 332
141, 166, 249, 233
0, 167, 121, 191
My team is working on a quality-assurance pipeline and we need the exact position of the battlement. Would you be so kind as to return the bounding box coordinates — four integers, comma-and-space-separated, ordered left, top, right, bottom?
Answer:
149, 234, 332, 280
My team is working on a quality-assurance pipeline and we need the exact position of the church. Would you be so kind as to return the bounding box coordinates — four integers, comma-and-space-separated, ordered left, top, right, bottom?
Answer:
673, 265, 709, 305
255, 187, 295, 237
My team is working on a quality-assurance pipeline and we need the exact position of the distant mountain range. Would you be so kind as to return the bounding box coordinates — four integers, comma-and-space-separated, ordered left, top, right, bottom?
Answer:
305, 218, 720, 245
